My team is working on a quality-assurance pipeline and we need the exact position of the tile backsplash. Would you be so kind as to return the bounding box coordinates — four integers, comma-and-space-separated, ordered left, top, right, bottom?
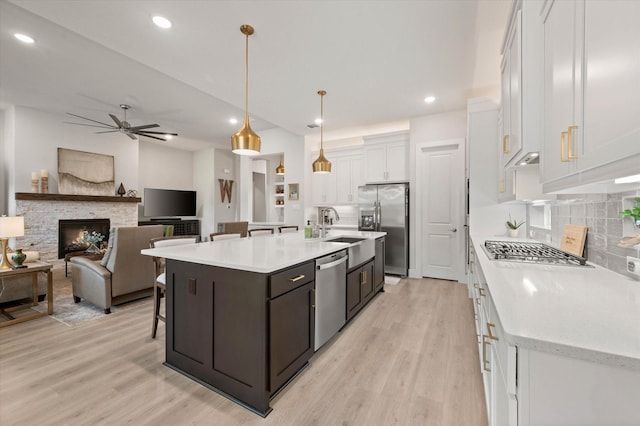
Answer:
528, 190, 640, 279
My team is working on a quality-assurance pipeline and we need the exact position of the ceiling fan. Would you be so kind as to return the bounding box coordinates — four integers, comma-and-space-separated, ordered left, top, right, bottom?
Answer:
65, 104, 178, 141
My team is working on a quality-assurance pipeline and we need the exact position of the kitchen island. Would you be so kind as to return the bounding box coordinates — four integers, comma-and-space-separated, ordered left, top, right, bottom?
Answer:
141, 230, 385, 416
469, 233, 640, 425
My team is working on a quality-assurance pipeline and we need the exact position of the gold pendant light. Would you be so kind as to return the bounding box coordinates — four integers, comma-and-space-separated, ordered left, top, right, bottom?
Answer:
231, 24, 261, 155
276, 158, 285, 175
312, 90, 331, 173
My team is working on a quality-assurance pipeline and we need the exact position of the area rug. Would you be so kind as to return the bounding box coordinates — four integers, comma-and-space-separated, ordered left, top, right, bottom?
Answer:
31, 266, 148, 327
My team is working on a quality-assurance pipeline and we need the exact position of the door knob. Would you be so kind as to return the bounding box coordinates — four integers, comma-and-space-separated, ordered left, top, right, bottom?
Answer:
450, 228, 457, 233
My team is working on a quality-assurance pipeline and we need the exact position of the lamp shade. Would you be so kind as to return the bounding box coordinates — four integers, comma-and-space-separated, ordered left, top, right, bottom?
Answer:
0, 216, 24, 238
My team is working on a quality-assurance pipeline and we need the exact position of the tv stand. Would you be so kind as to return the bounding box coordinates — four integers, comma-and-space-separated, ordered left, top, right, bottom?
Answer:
139, 219, 200, 236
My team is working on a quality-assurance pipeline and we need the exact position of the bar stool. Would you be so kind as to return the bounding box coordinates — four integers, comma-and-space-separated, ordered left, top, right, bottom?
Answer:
210, 232, 242, 241
278, 225, 299, 233
248, 228, 274, 237
150, 235, 199, 338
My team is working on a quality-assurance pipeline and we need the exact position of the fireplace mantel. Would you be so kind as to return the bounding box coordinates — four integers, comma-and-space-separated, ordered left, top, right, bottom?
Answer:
15, 193, 141, 203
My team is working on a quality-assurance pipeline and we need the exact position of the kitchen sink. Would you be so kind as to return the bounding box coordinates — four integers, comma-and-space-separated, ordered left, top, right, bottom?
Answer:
326, 236, 374, 270
325, 237, 366, 244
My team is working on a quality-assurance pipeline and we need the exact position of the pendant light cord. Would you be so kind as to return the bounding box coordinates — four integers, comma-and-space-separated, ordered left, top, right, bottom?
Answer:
244, 32, 249, 123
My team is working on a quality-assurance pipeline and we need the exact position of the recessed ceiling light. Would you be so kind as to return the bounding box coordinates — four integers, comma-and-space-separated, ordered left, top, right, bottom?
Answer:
229, 118, 238, 125
152, 16, 172, 29
14, 33, 35, 44
164, 134, 173, 140
424, 96, 436, 104
314, 118, 323, 125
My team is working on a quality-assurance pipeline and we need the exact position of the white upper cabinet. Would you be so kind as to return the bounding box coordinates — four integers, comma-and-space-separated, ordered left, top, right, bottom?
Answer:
311, 148, 363, 206
499, 1, 544, 170
363, 131, 409, 183
541, 0, 640, 192
335, 154, 364, 204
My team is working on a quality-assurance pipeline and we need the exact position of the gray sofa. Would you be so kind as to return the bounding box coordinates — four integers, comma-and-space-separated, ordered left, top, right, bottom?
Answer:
0, 251, 47, 305
70, 225, 163, 313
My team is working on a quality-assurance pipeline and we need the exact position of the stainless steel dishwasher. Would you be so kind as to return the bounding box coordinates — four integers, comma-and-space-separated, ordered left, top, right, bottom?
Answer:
314, 249, 348, 351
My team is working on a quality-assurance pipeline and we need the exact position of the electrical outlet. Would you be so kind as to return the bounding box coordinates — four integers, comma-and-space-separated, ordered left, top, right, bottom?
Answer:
627, 256, 640, 277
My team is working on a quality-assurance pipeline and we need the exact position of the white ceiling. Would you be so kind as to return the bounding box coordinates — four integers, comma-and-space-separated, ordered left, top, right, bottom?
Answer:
0, 0, 510, 151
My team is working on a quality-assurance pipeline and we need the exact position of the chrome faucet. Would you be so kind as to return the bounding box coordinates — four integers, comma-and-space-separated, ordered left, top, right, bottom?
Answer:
319, 207, 340, 238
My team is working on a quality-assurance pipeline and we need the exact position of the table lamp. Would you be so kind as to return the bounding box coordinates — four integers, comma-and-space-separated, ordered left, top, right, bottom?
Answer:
0, 216, 25, 270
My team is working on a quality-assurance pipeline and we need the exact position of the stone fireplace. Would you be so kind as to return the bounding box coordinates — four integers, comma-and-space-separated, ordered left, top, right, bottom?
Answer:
14, 193, 141, 264
58, 219, 111, 259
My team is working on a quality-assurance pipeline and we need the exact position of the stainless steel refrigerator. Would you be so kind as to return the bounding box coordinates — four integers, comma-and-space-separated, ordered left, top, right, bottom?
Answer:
358, 183, 409, 276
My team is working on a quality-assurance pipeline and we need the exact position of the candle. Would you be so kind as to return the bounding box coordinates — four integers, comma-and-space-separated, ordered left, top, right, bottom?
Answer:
31, 171, 39, 180
41, 169, 48, 178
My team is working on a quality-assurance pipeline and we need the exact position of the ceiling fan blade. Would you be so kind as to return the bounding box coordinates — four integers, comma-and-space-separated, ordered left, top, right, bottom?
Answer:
109, 114, 123, 128
135, 133, 167, 141
129, 124, 159, 130
126, 132, 138, 140
136, 131, 179, 136
66, 112, 115, 128
94, 130, 119, 134
64, 121, 117, 129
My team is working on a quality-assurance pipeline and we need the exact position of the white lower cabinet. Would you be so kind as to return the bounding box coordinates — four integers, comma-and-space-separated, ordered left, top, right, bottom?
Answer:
469, 245, 517, 425
469, 238, 640, 425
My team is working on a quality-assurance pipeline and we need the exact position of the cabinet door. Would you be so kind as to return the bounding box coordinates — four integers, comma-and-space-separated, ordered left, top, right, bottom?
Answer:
541, 0, 581, 183
386, 142, 407, 181
349, 156, 364, 203
374, 238, 385, 292
335, 157, 352, 204
269, 280, 314, 393
364, 145, 387, 182
579, 0, 640, 172
506, 10, 522, 165
312, 171, 336, 205
360, 261, 375, 304
500, 37, 511, 168
346, 268, 362, 321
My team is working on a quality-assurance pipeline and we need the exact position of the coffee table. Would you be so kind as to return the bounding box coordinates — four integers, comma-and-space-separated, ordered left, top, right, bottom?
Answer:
64, 251, 104, 277
0, 261, 53, 327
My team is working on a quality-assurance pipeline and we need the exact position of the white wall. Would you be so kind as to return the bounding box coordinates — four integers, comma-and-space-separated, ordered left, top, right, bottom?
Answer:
11, 106, 138, 198
0, 107, 14, 215
138, 141, 194, 193
213, 148, 239, 231
238, 128, 305, 228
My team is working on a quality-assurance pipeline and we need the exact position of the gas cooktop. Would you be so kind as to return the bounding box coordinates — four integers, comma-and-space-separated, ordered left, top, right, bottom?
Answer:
482, 240, 589, 266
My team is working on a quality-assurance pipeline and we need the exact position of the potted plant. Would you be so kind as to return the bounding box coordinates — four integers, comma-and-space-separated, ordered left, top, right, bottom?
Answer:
620, 197, 640, 230
506, 214, 525, 238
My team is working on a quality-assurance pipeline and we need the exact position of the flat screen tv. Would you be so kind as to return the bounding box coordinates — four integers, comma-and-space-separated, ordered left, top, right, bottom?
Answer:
143, 188, 197, 218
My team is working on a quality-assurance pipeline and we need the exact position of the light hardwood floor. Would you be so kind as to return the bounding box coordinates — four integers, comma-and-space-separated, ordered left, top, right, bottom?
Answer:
0, 271, 487, 425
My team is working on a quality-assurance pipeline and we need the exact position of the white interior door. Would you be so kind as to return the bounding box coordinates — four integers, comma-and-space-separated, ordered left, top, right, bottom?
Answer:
419, 142, 463, 280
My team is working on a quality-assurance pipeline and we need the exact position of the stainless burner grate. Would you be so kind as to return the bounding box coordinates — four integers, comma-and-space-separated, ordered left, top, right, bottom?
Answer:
482, 240, 588, 266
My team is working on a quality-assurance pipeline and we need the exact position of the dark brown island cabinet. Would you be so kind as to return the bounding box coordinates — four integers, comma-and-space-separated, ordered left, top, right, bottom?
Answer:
165, 258, 315, 417
163, 236, 386, 417
374, 236, 385, 293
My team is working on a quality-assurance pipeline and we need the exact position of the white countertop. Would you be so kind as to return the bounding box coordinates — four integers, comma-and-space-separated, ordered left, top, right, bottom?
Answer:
471, 233, 640, 371
142, 230, 386, 274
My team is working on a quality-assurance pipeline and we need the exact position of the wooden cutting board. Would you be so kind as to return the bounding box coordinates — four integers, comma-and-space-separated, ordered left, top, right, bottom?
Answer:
560, 224, 587, 257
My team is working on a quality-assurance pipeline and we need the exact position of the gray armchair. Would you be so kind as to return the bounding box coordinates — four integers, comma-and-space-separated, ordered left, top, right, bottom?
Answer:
70, 225, 163, 313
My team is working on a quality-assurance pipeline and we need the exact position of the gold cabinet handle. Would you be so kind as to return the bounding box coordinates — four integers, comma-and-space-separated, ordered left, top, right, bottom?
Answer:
482, 335, 491, 372
476, 297, 481, 306
289, 274, 305, 282
503, 135, 510, 154
478, 287, 486, 297
487, 322, 499, 341
499, 178, 505, 193
361, 270, 367, 285
567, 125, 578, 159
561, 131, 569, 162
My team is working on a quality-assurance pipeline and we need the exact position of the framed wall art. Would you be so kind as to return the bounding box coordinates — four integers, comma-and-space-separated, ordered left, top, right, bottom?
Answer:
288, 183, 299, 200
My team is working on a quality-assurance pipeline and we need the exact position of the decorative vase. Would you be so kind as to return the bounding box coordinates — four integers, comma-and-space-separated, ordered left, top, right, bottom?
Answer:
86, 243, 100, 254
11, 248, 27, 269
509, 229, 519, 238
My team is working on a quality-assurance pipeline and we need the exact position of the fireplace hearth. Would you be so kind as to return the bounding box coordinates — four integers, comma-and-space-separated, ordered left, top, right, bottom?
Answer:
58, 219, 110, 259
